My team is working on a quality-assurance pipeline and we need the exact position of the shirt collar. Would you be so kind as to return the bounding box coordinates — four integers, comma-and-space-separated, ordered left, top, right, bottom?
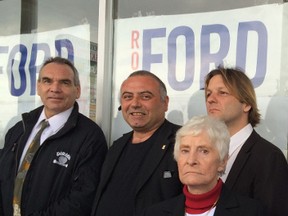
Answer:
230, 123, 253, 154
38, 107, 73, 134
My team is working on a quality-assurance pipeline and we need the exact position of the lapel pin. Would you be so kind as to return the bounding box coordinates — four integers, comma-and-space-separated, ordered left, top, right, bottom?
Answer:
163, 171, 172, 178
162, 145, 166, 150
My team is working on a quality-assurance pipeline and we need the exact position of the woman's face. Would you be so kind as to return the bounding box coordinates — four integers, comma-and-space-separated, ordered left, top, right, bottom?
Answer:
177, 132, 226, 194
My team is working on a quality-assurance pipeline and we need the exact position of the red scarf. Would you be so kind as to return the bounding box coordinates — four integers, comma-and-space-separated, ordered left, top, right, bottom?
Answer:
183, 179, 223, 214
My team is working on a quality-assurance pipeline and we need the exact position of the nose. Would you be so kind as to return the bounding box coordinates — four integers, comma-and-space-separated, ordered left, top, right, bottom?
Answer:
206, 92, 217, 104
186, 151, 198, 166
130, 96, 141, 108
50, 81, 61, 93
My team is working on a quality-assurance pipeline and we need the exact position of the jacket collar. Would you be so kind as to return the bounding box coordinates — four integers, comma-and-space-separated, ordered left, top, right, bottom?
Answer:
225, 130, 258, 188
21, 102, 79, 141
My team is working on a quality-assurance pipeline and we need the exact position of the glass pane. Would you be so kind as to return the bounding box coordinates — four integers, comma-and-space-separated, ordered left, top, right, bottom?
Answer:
0, 0, 99, 148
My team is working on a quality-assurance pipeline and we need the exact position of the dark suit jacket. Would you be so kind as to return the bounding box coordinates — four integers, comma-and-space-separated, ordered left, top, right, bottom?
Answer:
225, 130, 288, 216
142, 184, 265, 216
91, 120, 183, 216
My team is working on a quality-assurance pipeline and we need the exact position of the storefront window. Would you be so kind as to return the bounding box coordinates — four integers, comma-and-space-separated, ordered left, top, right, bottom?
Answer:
0, 0, 99, 148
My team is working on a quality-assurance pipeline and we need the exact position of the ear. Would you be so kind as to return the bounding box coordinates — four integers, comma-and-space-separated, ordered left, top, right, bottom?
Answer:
37, 81, 40, 96
164, 96, 169, 111
217, 155, 228, 174
243, 103, 252, 113
76, 86, 81, 99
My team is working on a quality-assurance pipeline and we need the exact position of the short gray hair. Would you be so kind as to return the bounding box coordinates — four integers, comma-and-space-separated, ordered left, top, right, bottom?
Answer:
174, 115, 230, 162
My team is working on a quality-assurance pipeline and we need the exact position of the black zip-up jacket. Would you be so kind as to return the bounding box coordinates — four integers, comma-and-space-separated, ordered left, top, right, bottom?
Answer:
0, 102, 107, 216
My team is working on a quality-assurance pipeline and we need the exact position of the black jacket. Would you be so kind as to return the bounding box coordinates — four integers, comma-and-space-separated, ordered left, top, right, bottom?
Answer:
91, 120, 183, 216
142, 184, 265, 216
0, 102, 108, 216
225, 130, 288, 216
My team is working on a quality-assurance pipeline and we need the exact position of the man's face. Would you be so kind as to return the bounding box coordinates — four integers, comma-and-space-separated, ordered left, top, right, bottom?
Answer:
177, 132, 226, 194
205, 75, 250, 132
120, 75, 168, 133
37, 63, 80, 118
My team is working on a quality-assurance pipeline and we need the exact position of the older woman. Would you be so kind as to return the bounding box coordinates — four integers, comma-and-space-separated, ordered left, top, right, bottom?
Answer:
142, 115, 265, 216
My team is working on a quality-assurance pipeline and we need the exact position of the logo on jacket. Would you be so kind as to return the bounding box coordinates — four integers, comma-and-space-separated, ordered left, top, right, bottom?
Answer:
53, 152, 71, 168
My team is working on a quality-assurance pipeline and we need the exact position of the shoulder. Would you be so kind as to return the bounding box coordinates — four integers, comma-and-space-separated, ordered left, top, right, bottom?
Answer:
76, 113, 105, 134
246, 130, 285, 157
69, 102, 102, 130
3, 107, 41, 148
113, 130, 133, 142
154, 120, 181, 140
109, 131, 133, 150
65, 113, 107, 151
163, 119, 181, 131
4, 120, 23, 145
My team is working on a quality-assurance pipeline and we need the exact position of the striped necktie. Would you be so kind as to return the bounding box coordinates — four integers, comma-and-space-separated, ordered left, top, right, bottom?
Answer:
13, 120, 49, 216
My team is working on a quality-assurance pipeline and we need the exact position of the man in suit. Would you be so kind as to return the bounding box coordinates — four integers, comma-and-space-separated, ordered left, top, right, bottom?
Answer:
204, 66, 288, 216
91, 70, 182, 216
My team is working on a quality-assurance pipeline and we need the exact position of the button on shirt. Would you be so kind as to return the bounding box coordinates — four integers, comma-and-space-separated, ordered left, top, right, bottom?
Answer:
19, 107, 73, 166
221, 123, 253, 182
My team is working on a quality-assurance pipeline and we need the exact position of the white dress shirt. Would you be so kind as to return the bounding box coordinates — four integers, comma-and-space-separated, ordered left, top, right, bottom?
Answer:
221, 123, 253, 182
19, 107, 73, 166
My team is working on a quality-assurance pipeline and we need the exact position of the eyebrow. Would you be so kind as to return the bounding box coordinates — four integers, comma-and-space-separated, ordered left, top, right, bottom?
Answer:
40, 77, 73, 84
122, 90, 154, 96
41, 77, 72, 81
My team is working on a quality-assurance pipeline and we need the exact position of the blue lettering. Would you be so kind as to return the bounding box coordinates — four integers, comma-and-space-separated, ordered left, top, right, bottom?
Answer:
236, 21, 267, 87
3, 40, 76, 97
9, 44, 28, 96
55, 39, 74, 62
29, 43, 50, 95
200, 24, 230, 88
168, 26, 195, 91
142, 28, 166, 70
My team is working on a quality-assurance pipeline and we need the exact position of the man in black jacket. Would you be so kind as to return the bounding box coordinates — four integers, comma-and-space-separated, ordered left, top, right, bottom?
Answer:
0, 57, 107, 216
91, 70, 182, 216
205, 66, 288, 216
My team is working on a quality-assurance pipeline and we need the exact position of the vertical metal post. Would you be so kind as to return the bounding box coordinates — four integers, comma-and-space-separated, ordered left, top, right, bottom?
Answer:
18, 0, 38, 114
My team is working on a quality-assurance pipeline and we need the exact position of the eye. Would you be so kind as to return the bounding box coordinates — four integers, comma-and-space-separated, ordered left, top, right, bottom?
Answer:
122, 94, 133, 100
202, 149, 209, 154
141, 93, 152, 100
206, 91, 211, 97
180, 148, 189, 154
41, 78, 52, 84
60, 80, 72, 86
219, 91, 228, 95
199, 148, 209, 154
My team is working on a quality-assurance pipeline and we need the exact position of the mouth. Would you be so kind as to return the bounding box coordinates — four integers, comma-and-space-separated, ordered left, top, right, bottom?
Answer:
208, 108, 219, 113
129, 112, 145, 116
185, 171, 202, 175
48, 97, 63, 101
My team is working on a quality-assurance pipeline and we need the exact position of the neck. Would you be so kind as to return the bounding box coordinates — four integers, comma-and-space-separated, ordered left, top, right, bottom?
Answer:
227, 121, 249, 136
184, 179, 223, 214
132, 128, 157, 143
132, 120, 164, 143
